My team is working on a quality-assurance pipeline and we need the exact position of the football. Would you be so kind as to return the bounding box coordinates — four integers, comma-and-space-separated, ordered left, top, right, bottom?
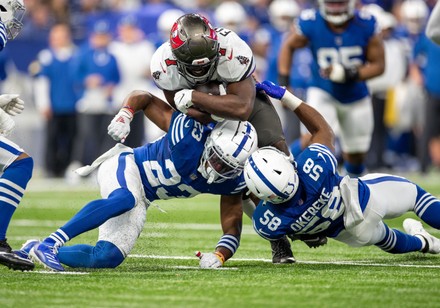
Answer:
194, 81, 223, 96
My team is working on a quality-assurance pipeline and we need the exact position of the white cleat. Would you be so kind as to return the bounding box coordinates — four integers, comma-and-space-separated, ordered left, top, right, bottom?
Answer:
403, 218, 440, 254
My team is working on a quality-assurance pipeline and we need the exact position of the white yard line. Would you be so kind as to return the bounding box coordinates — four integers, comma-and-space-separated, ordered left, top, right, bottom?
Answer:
129, 254, 440, 269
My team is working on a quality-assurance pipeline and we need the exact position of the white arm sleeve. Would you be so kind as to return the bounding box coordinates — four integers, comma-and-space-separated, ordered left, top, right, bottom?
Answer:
426, 2, 440, 45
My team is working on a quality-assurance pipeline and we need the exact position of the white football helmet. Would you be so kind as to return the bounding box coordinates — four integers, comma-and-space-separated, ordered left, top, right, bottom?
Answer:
199, 120, 258, 184
214, 1, 247, 33
244, 147, 298, 204
268, 0, 300, 32
157, 9, 185, 41
318, 0, 356, 25
0, 0, 25, 40
400, 0, 428, 35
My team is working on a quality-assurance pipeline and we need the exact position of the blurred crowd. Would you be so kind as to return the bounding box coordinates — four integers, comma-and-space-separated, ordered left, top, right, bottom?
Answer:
3, 0, 440, 179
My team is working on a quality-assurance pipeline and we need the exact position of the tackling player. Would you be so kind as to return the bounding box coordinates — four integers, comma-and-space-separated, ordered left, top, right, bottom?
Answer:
246, 81, 440, 256
150, 12, 295, 264
278, 0, 385, 177
0, 0, 35, 272
24, 87, 257, 271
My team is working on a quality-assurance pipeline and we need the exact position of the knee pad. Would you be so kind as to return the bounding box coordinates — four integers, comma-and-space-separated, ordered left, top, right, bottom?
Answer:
91, 240, 125, 268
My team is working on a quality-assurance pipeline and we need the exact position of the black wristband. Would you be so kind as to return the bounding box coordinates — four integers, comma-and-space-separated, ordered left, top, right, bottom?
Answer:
344, 66, 360, 82
278, 74, 290, 87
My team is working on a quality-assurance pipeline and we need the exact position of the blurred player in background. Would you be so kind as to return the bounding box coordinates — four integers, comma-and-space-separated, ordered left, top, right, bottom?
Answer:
426, 0, 440, 45
150, 12, 297, 264
278, 0, 385, 177
23, 85, 257, 271
247, 81, 440, 257
0, 0, 35, 271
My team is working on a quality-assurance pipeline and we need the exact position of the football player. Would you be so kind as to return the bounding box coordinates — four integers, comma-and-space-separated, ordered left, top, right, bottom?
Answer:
247, 81, 440, 256
150, 12, 296, 264
278, 0, 385, 177
25, 88, 258, 271
0, 0, 35, 272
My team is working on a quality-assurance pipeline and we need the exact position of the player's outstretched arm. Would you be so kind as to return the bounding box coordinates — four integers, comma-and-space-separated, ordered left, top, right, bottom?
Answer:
196, 194, 242, 268
108, 90, 174, 142
277, 28, 308, 87
256, 80, 334, 151
426, 1, 440, 45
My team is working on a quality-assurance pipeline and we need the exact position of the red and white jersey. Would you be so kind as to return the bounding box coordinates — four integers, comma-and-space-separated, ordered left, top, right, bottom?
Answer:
150, 27, 256, 90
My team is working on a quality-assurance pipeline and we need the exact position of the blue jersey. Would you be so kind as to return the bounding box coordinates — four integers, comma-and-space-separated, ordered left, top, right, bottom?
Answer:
253, 143, 369, 240
133, 112, 246, 201
298, 9, 378, 103
38, 49, 77, 114
413, 33, 440, 97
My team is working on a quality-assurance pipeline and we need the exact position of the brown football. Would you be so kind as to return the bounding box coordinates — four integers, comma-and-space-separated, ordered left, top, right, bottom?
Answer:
194, 81, 222, 96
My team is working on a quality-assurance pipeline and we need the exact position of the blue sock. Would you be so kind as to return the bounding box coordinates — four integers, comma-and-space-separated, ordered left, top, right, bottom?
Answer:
44, 188, 136, 246
0, 157, 33, 240
289, 139, 303, 157
343, 161, 365, 178
414, 185, 440, 229
58, 240, 124, 268
376, 225, 423, 253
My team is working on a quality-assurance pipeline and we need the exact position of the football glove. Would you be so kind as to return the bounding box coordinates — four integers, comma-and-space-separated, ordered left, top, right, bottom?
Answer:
0, 108, 15, 136
196, 251, 225, 269
328, 63, 359, 83
256, 80, 286, 100
174, 89, 194, 114
0, 94, 25, 116
107, 107, 134, 143
288, 233, 328, 249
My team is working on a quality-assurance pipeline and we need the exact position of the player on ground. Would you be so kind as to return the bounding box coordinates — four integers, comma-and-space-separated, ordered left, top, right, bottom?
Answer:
278, 0, 385, 177
151, 12, 296, 264
246, 81, 440, 255
0, 0, 35, 272
24, 87, 257, 271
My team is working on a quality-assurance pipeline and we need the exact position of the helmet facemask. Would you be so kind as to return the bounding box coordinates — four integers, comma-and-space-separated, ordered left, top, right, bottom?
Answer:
170, 14, 220, 86
0, 0, 26, 40
198, 121, 258, 184
319, 0, 355, 26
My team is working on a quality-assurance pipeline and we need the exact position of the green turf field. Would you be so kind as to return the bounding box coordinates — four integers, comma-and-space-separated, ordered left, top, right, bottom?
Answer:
1, 174, 440, 307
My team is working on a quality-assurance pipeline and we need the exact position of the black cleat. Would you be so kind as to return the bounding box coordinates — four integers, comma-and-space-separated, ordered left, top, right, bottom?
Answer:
271, 236, 296, 264
0, 239, 35, 271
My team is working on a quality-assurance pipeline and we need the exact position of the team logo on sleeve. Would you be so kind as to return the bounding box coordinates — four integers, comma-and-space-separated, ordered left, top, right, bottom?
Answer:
152, 71, 161, 80
236, 55, 249, 65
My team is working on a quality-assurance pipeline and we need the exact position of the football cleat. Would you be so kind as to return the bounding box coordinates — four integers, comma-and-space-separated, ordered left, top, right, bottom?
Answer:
30, 242, 65, 271
403, 218, 440, 254
13, 239, 40, 260
0, 239, 35, 271
271, 236, 296, 264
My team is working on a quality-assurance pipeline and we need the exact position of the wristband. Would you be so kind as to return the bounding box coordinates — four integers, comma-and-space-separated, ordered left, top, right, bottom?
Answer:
214, 251, 225, 264
281, 91, 303, 111
344, 66, 360, 82
278, 74, 290, 87
122, 105, 135, 115
216, 234, 240, 255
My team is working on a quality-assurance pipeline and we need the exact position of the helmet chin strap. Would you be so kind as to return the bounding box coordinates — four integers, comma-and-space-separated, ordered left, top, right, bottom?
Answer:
197, 164, 218, 184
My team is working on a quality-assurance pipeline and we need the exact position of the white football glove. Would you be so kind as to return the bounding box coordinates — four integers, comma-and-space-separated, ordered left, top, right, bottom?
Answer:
196, 251, 224, 269
0, 108, 15, 136
329, 63, 359, 83
0, 94, 25, 116
174, 89, 194, 114
107, 108, 134, 143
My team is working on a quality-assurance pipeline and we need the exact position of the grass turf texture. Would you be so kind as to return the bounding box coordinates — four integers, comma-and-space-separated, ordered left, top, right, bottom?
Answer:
1, 174, 440, 307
